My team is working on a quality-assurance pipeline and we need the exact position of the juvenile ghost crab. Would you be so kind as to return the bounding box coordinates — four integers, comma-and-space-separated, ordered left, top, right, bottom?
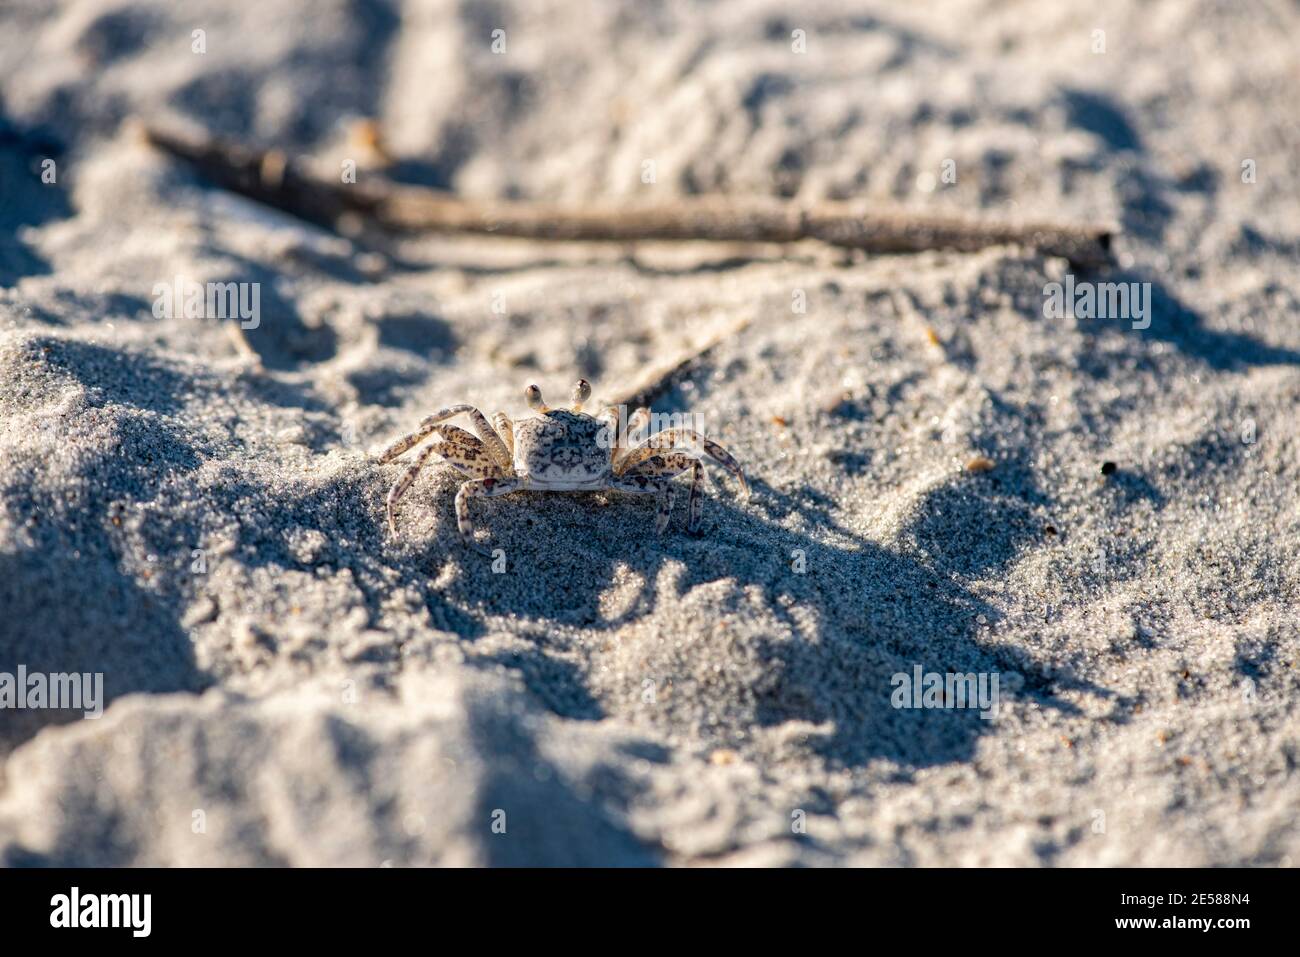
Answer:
377, 380, 748, 551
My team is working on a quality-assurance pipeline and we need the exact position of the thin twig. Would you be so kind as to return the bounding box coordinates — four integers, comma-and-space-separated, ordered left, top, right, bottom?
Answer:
604, 314, 754, 411
142, 123, 1115, 269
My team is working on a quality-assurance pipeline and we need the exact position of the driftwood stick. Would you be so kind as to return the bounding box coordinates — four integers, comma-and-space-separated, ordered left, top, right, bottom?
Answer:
141, 123, 380, 231
382, 194, 1113, 269
142, 123, 1114, 269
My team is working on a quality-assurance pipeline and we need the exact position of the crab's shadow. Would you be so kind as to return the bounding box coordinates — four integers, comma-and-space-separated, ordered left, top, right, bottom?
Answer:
397, 452, 1110, 771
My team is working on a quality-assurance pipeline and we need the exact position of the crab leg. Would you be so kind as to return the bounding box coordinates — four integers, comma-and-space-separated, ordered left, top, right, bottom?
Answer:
623, 453, 706, 532
492, 412, 515, 458
455, 477, 521, 552
615, 428, 748, 496
609, 474, 676, 534
687, 459, 703, 531
625, 405, 651, 442
608, 405, 651, 469
386, 426, 505, 535
378, 404, 513, 472
596, 406, 620, 454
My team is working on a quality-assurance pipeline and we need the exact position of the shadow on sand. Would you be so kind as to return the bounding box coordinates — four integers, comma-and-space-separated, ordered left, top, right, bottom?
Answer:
230, 429, 1113, 777
0, 108, 72, 288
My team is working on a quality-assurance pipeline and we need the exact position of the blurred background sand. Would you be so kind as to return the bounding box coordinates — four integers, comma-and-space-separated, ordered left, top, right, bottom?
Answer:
0, 0, 1298, 865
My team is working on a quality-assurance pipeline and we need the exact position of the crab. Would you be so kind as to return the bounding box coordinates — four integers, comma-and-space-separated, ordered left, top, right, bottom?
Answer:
376, 379, 748, 551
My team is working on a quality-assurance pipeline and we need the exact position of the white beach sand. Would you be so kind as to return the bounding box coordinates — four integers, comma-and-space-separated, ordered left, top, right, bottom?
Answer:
0, 0, 1297, 865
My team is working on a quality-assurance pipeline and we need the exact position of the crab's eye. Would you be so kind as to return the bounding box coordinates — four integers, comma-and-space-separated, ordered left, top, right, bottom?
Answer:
571, 379, 591, 410
525, 384, 547, 411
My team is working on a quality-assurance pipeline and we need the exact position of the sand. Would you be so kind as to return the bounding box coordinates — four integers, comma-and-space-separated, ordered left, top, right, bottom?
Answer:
0, 0, 1298, 866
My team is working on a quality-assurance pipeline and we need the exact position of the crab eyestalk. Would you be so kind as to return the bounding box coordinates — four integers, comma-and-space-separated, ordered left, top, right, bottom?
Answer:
525, 384, 549, 413
570, 379, 591, 412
